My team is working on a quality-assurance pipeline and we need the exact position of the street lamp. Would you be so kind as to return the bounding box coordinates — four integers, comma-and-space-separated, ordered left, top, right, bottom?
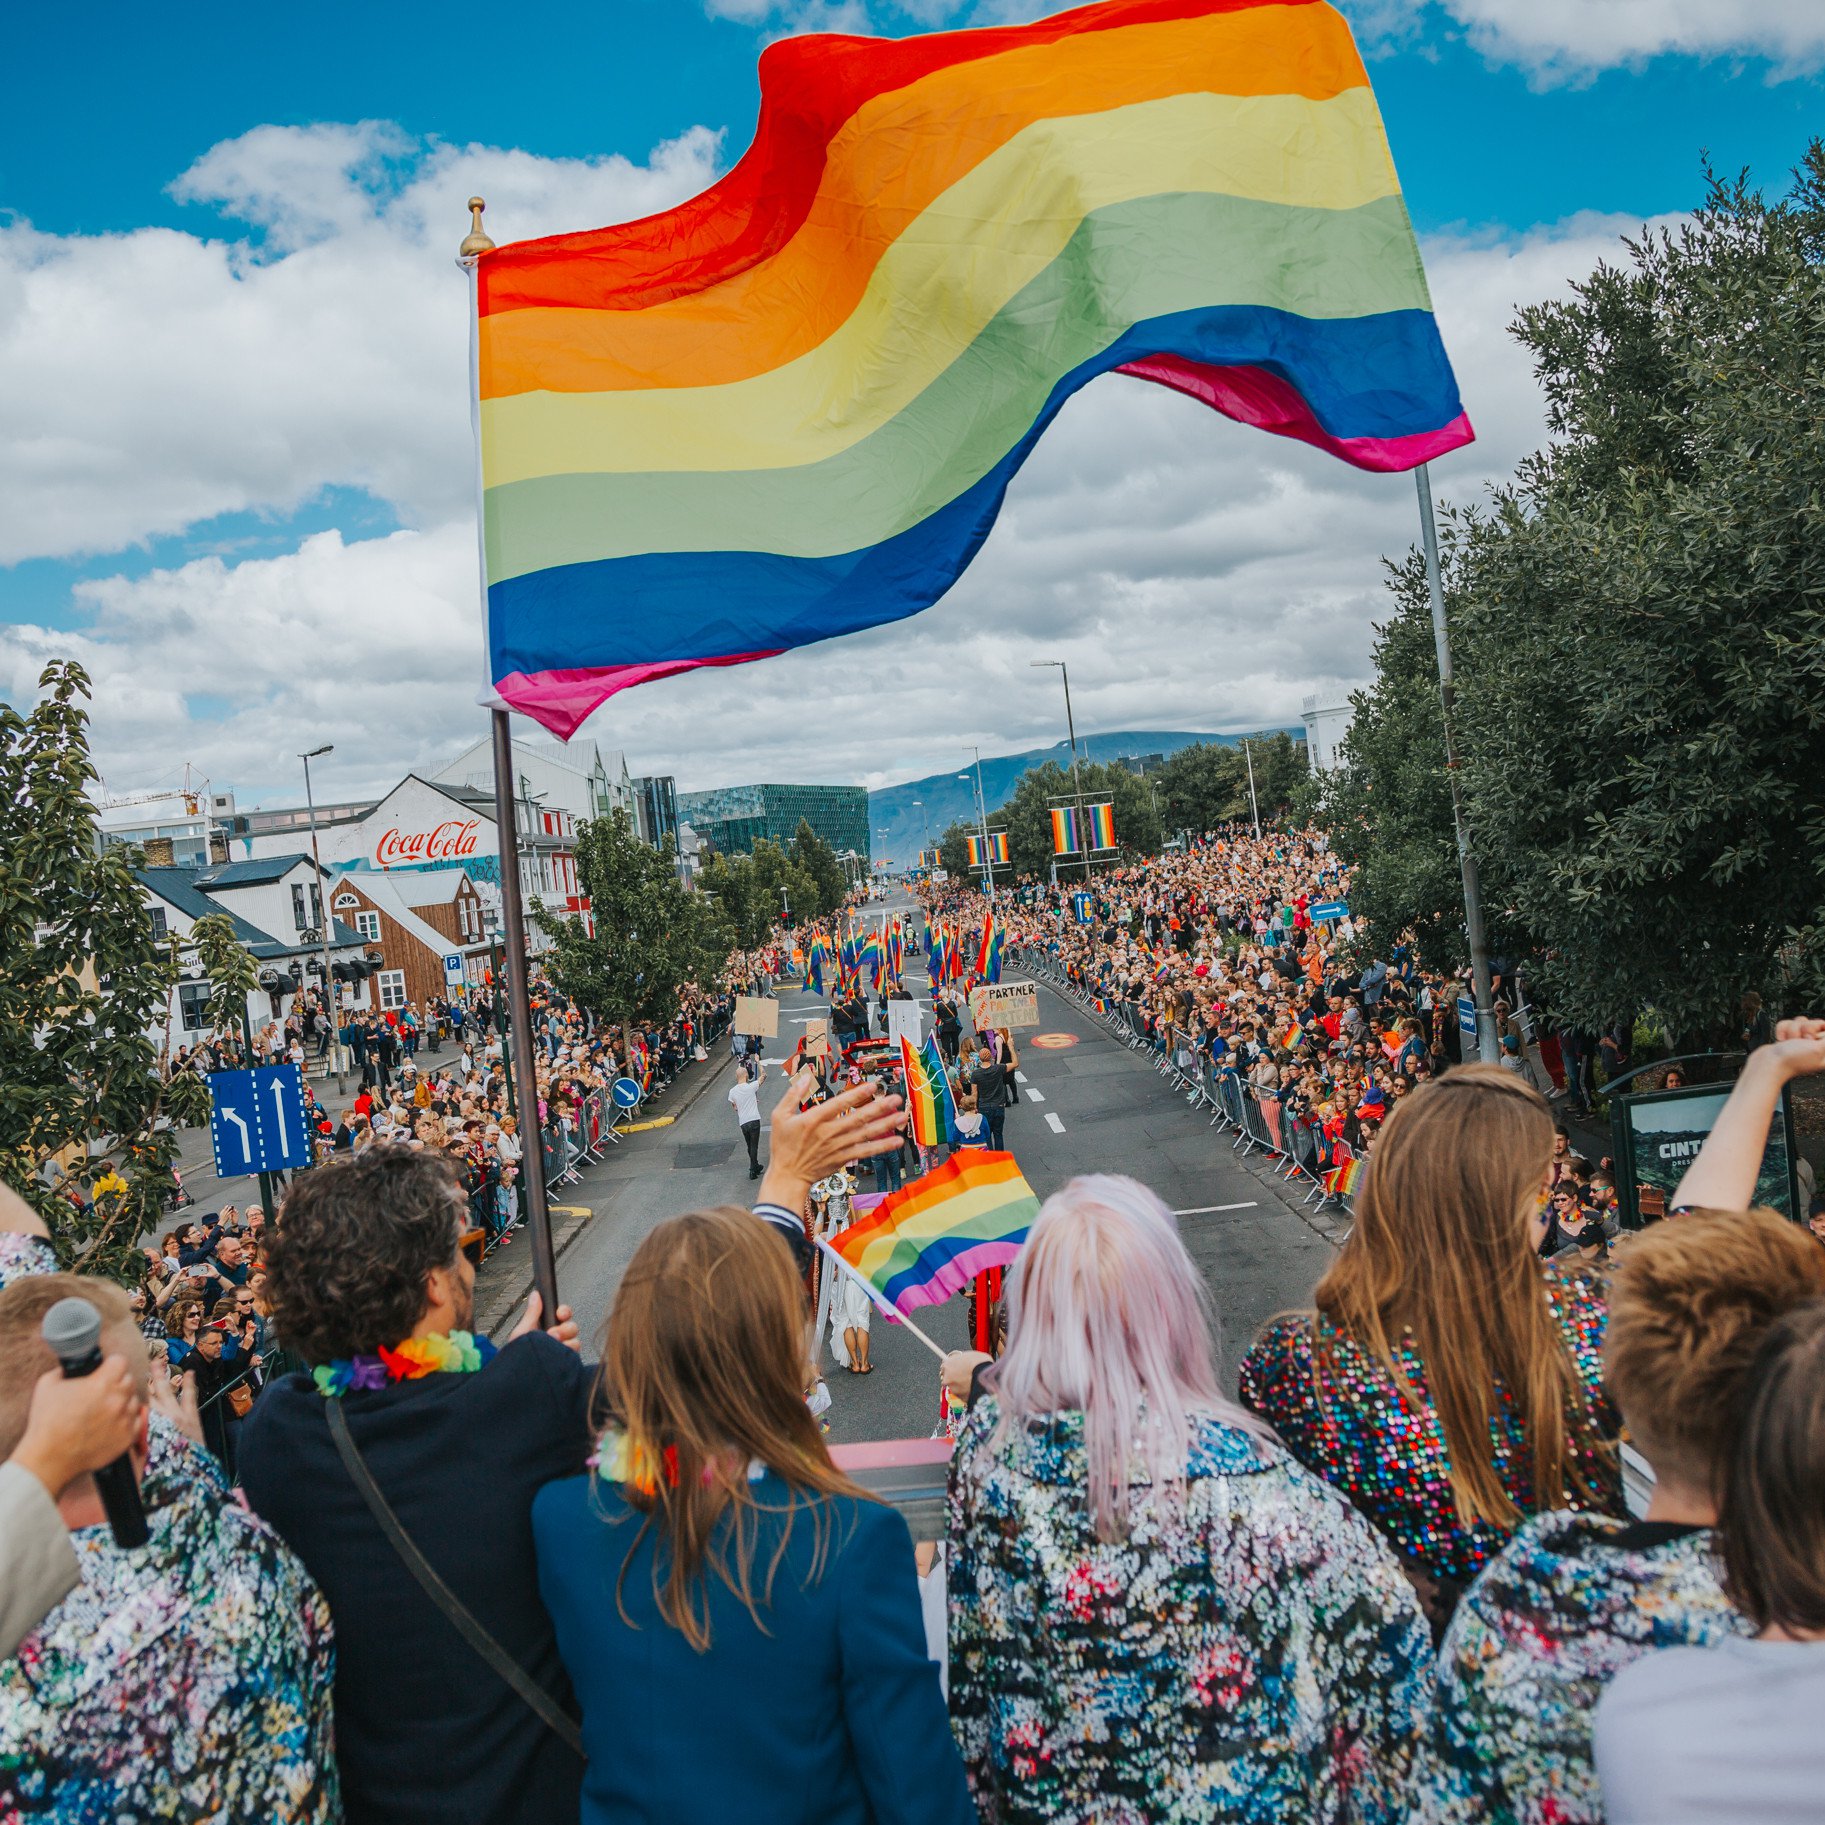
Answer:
958, 752, 995, 900
299, 744, 346, 1093
1032, 660, 1089, 878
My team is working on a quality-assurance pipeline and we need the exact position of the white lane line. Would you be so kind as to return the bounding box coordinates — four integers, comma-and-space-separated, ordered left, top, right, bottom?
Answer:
1044, 1112, 1067, 1134
1024, 1087, 1046, 1103
1014, 1070, 1028, 1083
1172, 1202, 1260, 1216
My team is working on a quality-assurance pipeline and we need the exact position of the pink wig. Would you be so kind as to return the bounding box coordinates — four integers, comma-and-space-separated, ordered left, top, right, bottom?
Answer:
985, 1174, 1270, 1541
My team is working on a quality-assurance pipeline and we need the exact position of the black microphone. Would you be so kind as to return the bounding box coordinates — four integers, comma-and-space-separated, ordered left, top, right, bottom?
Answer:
40, 1297, 150, 1550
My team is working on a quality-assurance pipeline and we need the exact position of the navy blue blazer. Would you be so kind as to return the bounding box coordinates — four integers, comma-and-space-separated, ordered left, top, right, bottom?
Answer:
533, 1471, 973, 1825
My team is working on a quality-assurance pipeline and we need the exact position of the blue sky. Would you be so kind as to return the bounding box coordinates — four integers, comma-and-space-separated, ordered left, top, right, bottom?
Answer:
3, 0, 1822, 804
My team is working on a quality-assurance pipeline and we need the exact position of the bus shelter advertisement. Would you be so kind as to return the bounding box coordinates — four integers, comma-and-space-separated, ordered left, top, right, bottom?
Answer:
1614, 1081, 1800, 1226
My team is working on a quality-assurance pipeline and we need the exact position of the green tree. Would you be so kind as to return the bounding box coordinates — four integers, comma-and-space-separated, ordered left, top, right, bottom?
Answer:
1, 661, 210, 1281
191, 913, 261, 1045
696, 839, 818, 947
1155, 742, 1247, 832
790, 819, 848, 917
937, 822, 972, 881
992, 759, 1164, 876
540, 810, 730, 1027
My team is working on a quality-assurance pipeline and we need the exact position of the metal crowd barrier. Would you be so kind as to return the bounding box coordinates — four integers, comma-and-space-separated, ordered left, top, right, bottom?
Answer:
1008, 942, 1357, 1222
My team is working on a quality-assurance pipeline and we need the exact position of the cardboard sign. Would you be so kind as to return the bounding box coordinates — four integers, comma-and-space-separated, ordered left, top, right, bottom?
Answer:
886, 998, 923, 1049
802, 1018, 830, 1060
969, 981, 1040, 1030
734, 996, 780, 1038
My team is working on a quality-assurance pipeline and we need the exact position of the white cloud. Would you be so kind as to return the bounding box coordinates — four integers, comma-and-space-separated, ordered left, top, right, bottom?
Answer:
0, 110, 1665, 805
0, 122, 723, 565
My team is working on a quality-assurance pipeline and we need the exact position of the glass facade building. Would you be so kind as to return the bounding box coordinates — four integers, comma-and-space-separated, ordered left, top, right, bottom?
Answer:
677, 783, 870, 864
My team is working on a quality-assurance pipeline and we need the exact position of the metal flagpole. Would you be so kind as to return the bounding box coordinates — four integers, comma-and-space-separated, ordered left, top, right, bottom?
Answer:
460, 199, 561, 1319
1415, 463, 1500, 1067
1243, 738, 1261, 839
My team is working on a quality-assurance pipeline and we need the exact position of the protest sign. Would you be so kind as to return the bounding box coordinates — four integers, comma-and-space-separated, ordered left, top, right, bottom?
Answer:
886, 998, 924, 1049
734, 996, 780, 1038
802, 1018, 830, 1059
969, 981, 1039, 1030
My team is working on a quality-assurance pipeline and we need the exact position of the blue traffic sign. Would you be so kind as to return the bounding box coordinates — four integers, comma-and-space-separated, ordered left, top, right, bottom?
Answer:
1457, 996, 1478, 1038
209, 1064, 312, 1177
1071, 892, 1093, 925
442, 953, 464, 979
1308, 899, 1350, 923
611, 1077, 644, 1109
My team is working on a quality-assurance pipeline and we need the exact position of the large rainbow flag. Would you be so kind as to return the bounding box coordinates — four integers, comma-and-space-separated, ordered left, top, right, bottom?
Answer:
900, 1033, 959, 1147
827, 1149, 1038, 1312
473, 0, 1472, 736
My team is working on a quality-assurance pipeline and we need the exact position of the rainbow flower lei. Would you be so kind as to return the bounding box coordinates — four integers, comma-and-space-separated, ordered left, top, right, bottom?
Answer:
314, 1329, 497, 1397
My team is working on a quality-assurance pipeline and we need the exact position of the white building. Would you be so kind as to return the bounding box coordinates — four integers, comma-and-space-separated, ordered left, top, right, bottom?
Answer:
430, 735, 633, 829
99, 786, 237, 867
1301, 695, 1353, 774
137, 855, 369, 1055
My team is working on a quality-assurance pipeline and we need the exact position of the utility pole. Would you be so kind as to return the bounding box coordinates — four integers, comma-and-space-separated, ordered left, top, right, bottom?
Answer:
1033, 659, 1091, 877
1242, 738, 1261, 839
299, 745, 346, 1093
961, 752, 995, 900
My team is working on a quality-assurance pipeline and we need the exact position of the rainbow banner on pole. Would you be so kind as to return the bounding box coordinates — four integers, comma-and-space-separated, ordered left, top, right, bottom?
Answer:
1085, 803, 1117, 851
827, 1149, 1039, 1312
964, 834, 985, 868
473, 0, 1472, 737
1051, 807, 1080, 855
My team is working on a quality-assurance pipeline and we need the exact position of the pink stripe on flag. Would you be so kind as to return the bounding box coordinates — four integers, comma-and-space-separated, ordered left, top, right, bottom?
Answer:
1117, 356, 1474, 473
492, 650, 784, 739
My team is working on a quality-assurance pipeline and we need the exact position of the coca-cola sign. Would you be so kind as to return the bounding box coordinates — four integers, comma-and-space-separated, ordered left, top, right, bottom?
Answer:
374, 819, 481, 868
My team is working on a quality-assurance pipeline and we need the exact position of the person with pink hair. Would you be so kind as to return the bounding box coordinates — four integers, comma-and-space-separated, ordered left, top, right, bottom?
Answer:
944, 1174, 1428, 1824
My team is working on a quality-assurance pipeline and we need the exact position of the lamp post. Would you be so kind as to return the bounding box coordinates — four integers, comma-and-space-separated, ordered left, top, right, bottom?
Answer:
299, 745, 346, 1093
1241, 738, 1262, 839
910, 799, 926, 870
958, 751, 995, 900
1032, 660, 1090, 877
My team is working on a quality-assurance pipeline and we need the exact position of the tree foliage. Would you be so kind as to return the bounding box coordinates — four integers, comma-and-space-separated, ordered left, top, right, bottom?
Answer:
937, 821, 973, 881
1319, 146, 1825, 1036
697, 838, 820, 947
1156, 735, 1309, 834
192, 914, 261, 1044
788, 819, 849, 918
1, 662, 210, 1281
540, 809, 730, 1026
990, 759, 1165, 878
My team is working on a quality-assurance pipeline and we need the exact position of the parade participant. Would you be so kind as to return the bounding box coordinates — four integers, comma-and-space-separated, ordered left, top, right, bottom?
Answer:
1596, 1299, 1825, 1822
1413, 1206, 1825, 1822
967, 1036, 1014, 1151
948, 1176, 1429, 1821
1239, 1066, 1622, 1628
728, 1055, 769, 1180
0, 1273, 338, 1823
533, 1207, 972, 1825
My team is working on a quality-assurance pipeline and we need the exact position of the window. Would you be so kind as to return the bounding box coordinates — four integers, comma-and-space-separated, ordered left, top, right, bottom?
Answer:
178, 982, 212, 1030
377, 969, 407, 1011
149, 906, 168, 940
354, 910, 381, 943
291, 882, 323, 930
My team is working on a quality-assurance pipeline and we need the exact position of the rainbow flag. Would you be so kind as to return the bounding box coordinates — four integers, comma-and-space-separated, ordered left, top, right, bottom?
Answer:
858, 930, 884, 989
1085, 802, 1117, 851
827, 1150, 1039, 1313
900, 1034, 959, 1148
473, 0, 1472, 737
927, 923, 949, 985
976, 908, 1003, 984
1050, 807, 1080, 855
805, 934, 828, 995
1280, 1019, 1305, 1051
1324, 1158, 1363, 1198
888, 918, 905, 982
988, 831, 1011, 865
964, 833, 986, 869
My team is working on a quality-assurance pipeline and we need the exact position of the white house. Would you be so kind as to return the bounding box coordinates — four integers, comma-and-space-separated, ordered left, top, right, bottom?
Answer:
430, 735, 633, 829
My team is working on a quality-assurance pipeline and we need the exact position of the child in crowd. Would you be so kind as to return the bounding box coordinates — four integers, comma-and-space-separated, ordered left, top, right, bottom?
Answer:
1412, 1207, 1825, 1823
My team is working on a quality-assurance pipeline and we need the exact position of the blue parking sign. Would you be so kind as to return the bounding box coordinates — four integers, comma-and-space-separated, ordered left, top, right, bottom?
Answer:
209, 1064, 312, 1177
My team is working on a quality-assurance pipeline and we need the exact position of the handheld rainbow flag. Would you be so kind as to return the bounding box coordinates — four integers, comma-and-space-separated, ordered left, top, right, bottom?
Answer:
1280, 1019, 1305, 1051
1324, 1158, 1363, 1199
805, 934, 828, 995
1085, 802, 1117, 851
888, 918, 905, 982
826, 1149, 1039, 1313
1050, 807, 1080, 855
927, 922, 950, 985
473, 0, 1472, 736
900, 1034, 959, 1147
976, 909, 1004, 984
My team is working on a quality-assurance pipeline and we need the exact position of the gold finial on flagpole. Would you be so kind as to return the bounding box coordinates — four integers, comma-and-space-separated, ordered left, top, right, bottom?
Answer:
459, 196, 496, 259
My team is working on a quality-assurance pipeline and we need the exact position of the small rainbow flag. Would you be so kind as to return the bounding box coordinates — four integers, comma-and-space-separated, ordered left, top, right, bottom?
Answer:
827, 1149, 1039, 1313
928, 922, 950, 985
888, 918, 904, 982
1280, 1019, 1305, 1050
1050, 807, 1080, 855
975, 908, 1003, 984
1085, 802, 1117, 851
901, 1034, 959, 1148
1324, 1158, 1362, 1199
805, 934, 828, 995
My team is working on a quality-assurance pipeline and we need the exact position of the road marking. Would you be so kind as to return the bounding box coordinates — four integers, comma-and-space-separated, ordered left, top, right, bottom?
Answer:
617, 1115, 676, 1133
1024, 1087, 1046, 1103
1014, 1070, 1028, 1083
1044, 1112, 1067, 1134
1172, 1202, 1259, 1216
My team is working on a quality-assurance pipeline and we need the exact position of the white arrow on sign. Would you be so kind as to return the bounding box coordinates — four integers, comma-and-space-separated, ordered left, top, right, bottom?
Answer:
221, 1107, 251, 1166
271, 1080, 292, 1157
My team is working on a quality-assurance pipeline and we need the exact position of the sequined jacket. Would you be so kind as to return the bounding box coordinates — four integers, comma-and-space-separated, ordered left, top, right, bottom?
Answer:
1236, 1262, 1622, 1591
0, 1231, 341, 1822
1409, 1512, 1749, 1825
947, 1397, 1431, 1825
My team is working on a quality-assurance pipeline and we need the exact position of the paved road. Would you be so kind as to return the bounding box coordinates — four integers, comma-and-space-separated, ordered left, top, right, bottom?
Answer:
533, 892, 1338, 1444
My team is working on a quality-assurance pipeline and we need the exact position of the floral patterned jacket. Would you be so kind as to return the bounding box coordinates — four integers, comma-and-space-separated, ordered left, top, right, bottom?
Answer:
1409, 1511, 1748, 1825
947, 1396, 1431, 1825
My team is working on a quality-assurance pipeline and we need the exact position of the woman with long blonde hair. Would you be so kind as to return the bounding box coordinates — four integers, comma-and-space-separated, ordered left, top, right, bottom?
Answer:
1239, 1064, 1622, 1621
533, 1206, 971, 1825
